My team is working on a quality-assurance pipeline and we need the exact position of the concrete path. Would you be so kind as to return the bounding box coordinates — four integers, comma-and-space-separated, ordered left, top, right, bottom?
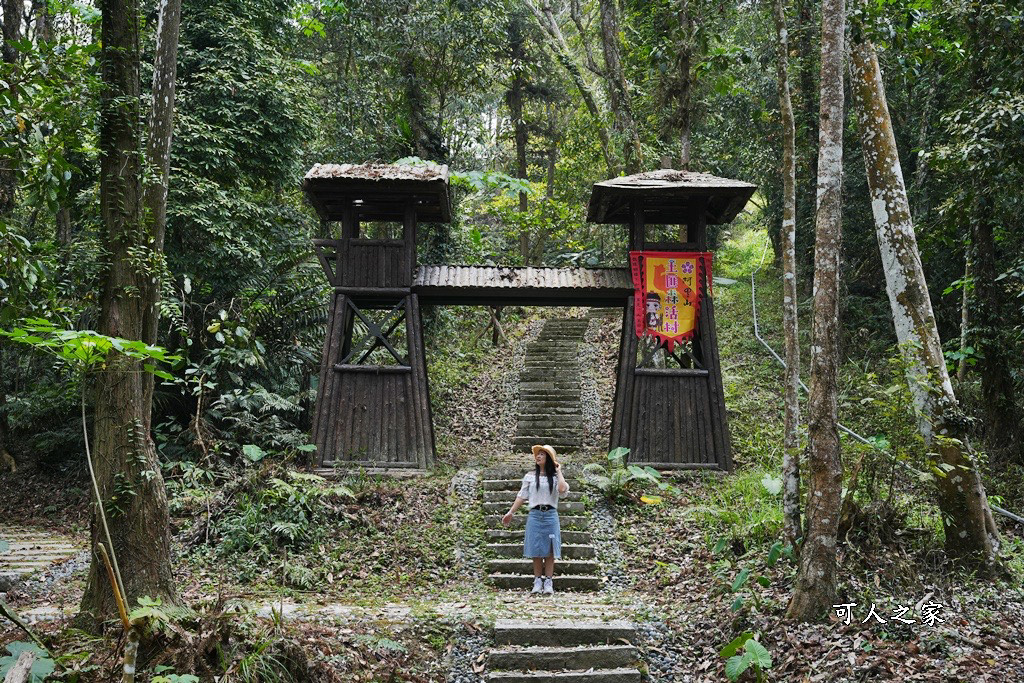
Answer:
0, 525, 83, 592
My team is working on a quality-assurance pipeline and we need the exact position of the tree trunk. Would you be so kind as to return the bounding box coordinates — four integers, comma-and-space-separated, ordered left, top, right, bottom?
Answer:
848, 19, 1003, 569
506, 14, 529, 215
1, 0, 22, 216
79, 0, 177, 629
773, 0, 801, 553
956, 255, 969, 382
963, 12, 1021, 462
970, 201, 1021, 460
677, 0, 693, 170
598, 0, 642, 173
141, 0, 182, 423
0, 385, 14, 472
785, 0, 844, 622
523, 0, 620, 177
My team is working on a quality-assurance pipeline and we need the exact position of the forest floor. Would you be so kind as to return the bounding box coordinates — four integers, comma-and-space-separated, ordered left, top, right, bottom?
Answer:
2, 226, 1023, 682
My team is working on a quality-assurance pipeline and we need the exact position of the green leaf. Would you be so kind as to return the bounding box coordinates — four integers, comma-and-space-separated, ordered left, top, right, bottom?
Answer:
724, 653, 750, 681
760, 474, 783, 495
731, 567, 751, 592
242, 444, 266, 462
730, 595, 745, 612
712, 538, 728, 555
745, 639, 773, 669
756, 574, 770, 587
766, 541, 783, 567
296, 444, 317, 452
718, 632, 753, 659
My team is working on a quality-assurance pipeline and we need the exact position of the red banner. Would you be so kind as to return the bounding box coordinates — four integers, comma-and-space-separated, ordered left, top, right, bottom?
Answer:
629, 251, 712, 351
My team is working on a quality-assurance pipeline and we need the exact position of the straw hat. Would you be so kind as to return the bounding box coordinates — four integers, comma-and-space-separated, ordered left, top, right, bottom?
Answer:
531, 444, 559, 464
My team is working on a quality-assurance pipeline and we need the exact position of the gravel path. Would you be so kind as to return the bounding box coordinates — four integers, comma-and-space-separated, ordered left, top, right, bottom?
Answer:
588, 497, 633, 592
450, 467, 486, 578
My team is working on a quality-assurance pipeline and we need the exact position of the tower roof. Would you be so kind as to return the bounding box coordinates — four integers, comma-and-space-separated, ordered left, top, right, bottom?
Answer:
303, 163, 452, 222
586, 169, 756, 225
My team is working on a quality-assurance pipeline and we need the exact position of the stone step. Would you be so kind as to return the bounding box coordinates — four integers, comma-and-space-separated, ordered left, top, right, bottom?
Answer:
487, 559, 600, 575
482, 479, 581, 490
483, 490, 582, 502
516, 416, 584, 425
487, 529, 591, 544
511, 441, 581, 452
482, 501, 584, 514
487, 543, 595, 559
488, 645, 639, 672
517, 401, 584, 412
519, 383, 581, 391
513, 432, 582, 442
485, 515, 589, 530
515, 422, 583, 432
488, 574, 601, 592
493, 620, 636, 646
488, 669, 640, 683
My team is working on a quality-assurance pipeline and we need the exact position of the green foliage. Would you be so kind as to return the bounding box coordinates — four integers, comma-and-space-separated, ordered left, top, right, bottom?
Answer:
0, 642, 54, 683
213, 471, 353, 571
719, 632, 773, 682
582, 448, 680, 504
0, 318, 178, 377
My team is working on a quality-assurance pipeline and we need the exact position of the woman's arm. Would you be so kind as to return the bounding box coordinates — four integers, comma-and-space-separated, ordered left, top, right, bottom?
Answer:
556, 463, 568, 494
502, 497, 526, 525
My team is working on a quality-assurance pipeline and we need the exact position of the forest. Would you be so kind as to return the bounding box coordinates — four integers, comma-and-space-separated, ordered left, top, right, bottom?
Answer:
0, 0, 1022, 681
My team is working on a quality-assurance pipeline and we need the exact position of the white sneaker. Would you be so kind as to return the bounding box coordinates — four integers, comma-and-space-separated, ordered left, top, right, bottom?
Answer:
531, 577, 543, 594
542, 577, 554, 595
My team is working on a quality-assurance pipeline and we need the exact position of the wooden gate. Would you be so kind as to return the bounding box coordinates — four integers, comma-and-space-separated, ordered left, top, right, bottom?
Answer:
303, 164, 755, 471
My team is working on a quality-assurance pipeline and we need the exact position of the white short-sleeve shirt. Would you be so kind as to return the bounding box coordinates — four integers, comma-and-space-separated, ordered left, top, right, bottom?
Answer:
517, 472, 567, 508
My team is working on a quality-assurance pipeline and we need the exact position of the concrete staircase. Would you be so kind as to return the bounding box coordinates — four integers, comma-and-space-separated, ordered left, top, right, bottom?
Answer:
514, 318, 590, 453
487, 619, 642, 682
483, 466, 601, 592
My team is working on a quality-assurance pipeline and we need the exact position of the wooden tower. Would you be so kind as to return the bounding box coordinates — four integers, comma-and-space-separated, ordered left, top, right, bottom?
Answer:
587, 170, 756, 470
303, 163, 451, 469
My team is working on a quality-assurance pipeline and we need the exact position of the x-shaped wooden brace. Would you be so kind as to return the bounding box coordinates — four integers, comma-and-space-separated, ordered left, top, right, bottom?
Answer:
340, 298, 409, 366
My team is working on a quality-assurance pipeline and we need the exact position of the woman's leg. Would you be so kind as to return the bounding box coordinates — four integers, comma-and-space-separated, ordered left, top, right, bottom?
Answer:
544, 552, 554, 578
532, 557, 543, 578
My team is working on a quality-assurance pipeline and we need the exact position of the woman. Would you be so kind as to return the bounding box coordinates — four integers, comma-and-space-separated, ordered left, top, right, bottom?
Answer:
501, 444, 569, 595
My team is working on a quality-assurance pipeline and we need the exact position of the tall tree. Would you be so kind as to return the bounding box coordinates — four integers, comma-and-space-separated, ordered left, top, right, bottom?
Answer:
523, 0, 620, 177
772, 0, 801, 552
848, 11, 1003, 568
964, 14, 1022, 461
79, 0, 177, 627
1, 0, 24, 474
786, 0, 844, 622
597, 0, 642, 173
141, 0, 183, 419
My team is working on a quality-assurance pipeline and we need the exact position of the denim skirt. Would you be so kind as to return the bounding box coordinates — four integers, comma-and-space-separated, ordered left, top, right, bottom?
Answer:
523, 507, 562, 558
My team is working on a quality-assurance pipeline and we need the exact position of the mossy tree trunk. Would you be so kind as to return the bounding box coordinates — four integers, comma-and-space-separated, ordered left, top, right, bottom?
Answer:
848, 17, 1003, 570
786, 0, 844, 622
79, 0, 177, 629
598, 0, 642, 173
141, 0, 182, 421
772, 0, 801, 553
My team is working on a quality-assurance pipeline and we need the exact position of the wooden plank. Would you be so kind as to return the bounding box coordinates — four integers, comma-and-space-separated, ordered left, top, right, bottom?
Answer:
695, 379, 707, 466
610, 298, 635, 450
634, 368, 709, 377
673, 376, 685, 465
414, 296, 436, 466
334, 364, 412, 374
395, 371, 408, 464
382, 373, 394, 463
701, 294, 731, 470
314, 293, 347, 466
367, 372, 381, 462
408, 294, 434, 467
403, 204, 417, 285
